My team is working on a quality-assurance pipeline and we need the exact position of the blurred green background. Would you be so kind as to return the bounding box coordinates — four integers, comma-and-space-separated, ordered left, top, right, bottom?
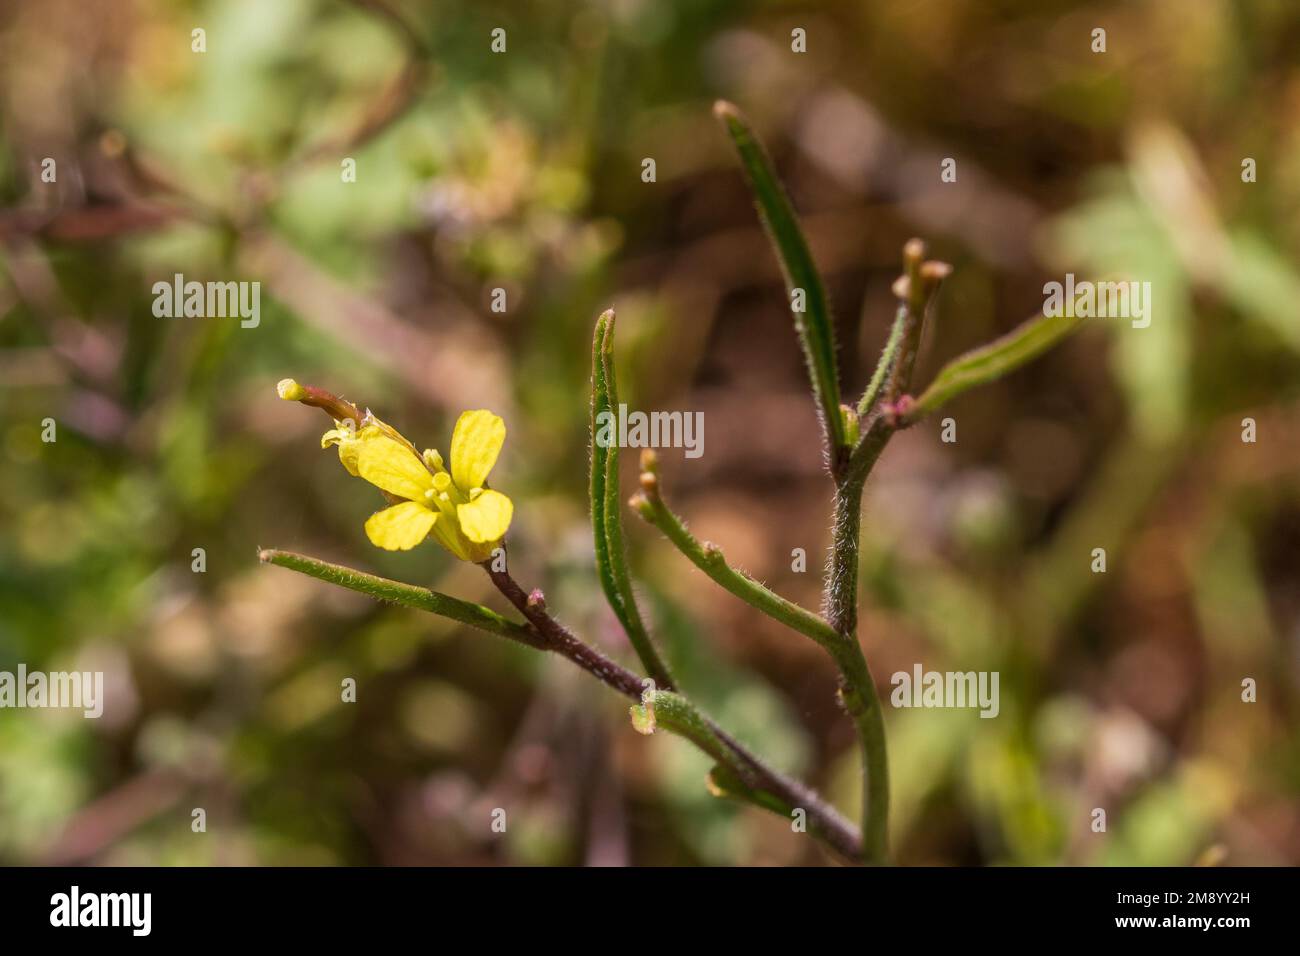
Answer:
1, 0, 1298, 865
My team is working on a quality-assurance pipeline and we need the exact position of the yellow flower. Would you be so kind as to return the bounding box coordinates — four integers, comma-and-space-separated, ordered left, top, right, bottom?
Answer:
325, 410, 513, 562
321, 413, 419, 476
320, 420, 368, 476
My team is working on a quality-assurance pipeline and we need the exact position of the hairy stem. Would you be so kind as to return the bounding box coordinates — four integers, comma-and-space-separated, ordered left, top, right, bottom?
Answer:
822, 243, 948, 861
262, 546, 860, 858
857, 305, 907, 417
822, 474, 890, 863
481, 561, 861, 862
652, 692, 863, 860
630, 480, 838, 650
482, 559, 647, 699
632, 457, 889, 860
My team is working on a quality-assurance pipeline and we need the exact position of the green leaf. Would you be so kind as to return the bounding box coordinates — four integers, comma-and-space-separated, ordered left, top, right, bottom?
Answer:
589, 312, 623, 618
591, 311, 674, 689
258, 549, 534, 642
715, 101, 844, 449
907, 311, 1085, 422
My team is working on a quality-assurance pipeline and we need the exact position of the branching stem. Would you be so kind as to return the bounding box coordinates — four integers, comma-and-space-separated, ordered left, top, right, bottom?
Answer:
261, 546, 860, 859
480, 560, 862, 862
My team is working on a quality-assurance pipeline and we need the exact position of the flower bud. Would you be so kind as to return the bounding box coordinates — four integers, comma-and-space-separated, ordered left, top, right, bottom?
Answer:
277, 378, 306, 401
628, 492, 654, 519
629, 698, 656, 735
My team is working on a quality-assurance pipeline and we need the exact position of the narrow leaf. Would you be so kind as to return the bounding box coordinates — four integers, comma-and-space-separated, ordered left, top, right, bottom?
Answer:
715, 100, 844, 448
590, 311, 624, 620
591, 312, 674, 689
258, 549, 535, 643
907, 311, 1085, 422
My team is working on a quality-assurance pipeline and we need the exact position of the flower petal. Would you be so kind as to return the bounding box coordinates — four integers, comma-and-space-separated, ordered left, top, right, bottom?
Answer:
336, 443, 362, 477
320, 427, 359, 476
449, 410, 505, 491
320, 426, 350, 450
323, 422, 385, 477
429, 519, 471, 562
364, 501, 437, 551
456, 489, 513, 544
356, 435, 435, 501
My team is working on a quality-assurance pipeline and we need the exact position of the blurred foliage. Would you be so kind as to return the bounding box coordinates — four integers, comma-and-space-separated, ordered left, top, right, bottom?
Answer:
0, 0, 1298, 865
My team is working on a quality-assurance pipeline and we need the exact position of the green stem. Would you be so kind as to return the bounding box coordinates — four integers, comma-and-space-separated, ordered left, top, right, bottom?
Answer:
857, 305, 907, 417
822, 474, 890, 863
831, 643, 889, 863
258, 549, 537, 645
262, 547, 863, 861
482, 564, 862, 861
631, 488, 839, 650
631, 463, 889, 858
825, 244, 950, 860
650, 691, 862, 861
